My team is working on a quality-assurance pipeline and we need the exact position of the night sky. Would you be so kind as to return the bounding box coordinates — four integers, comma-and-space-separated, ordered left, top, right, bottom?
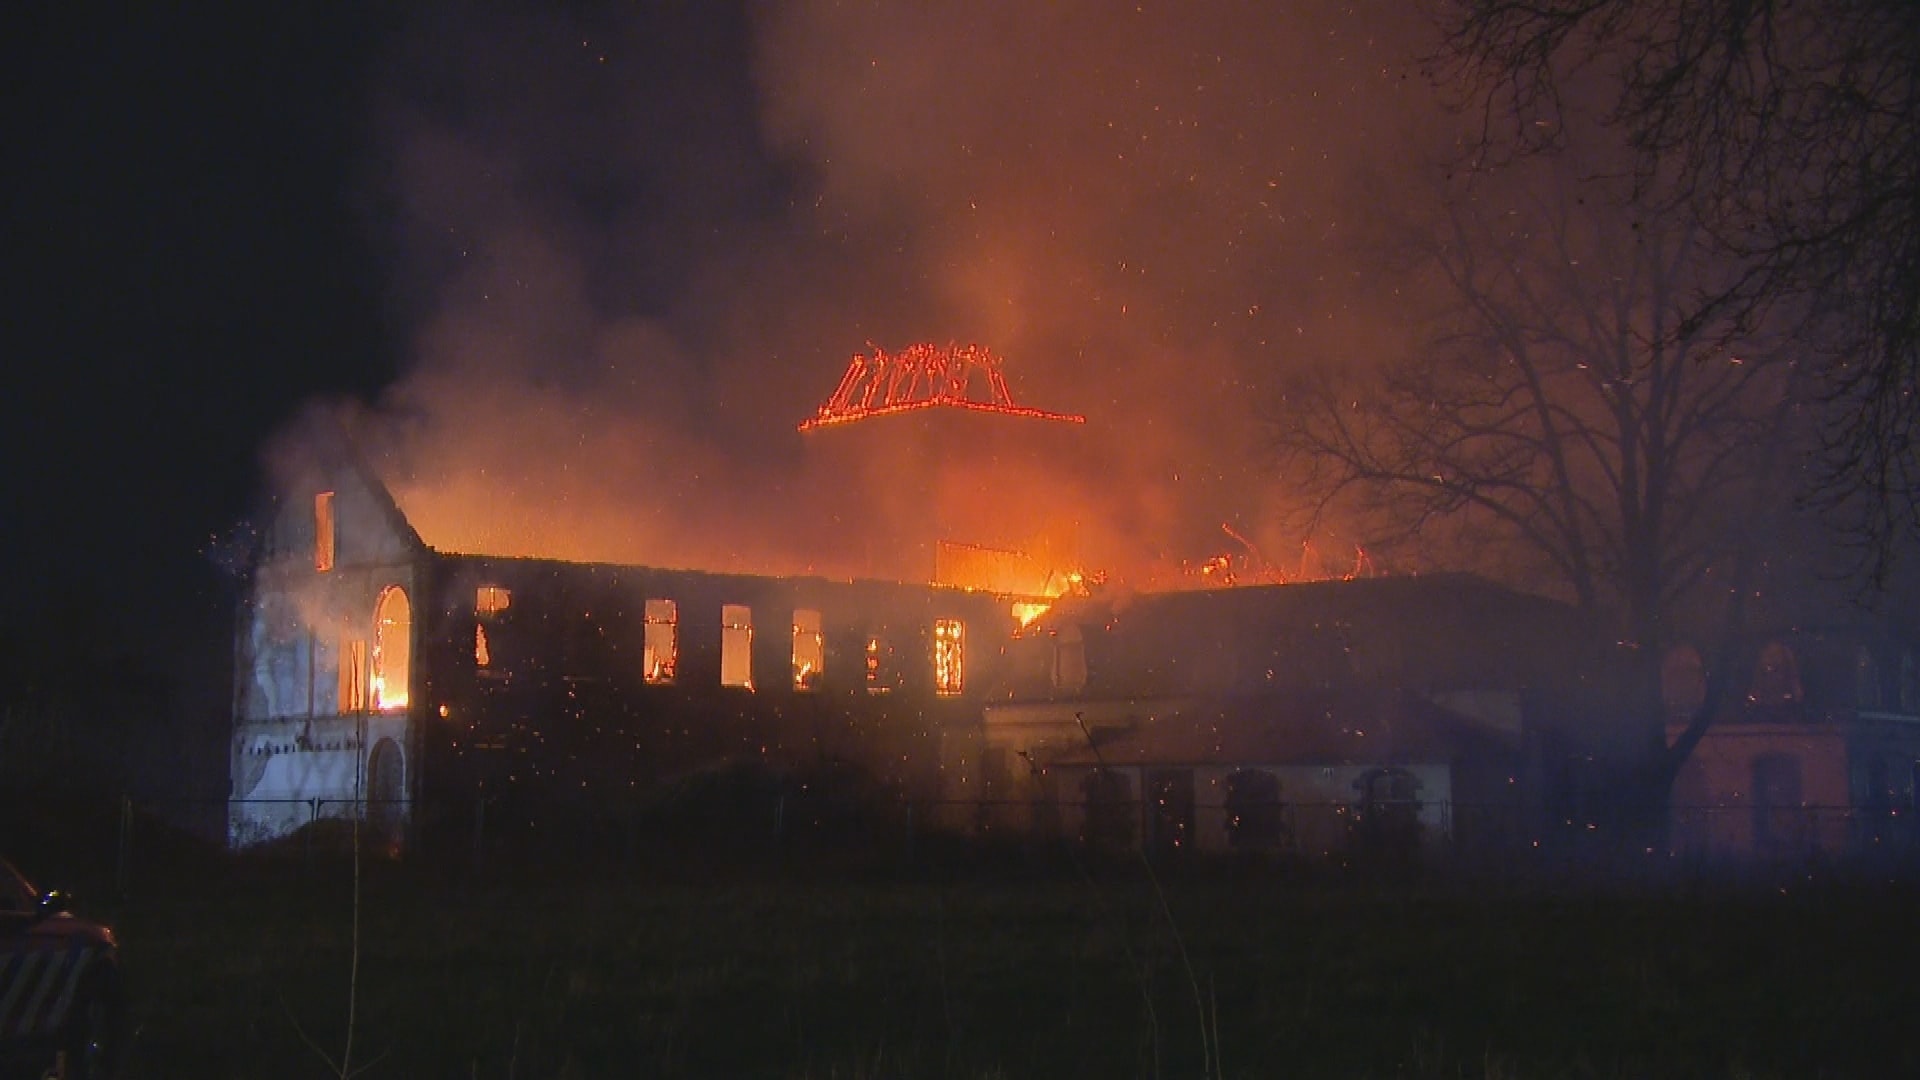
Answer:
7, 8, 389, 711
5, 3, 768, 718
4, 2, 1445, 756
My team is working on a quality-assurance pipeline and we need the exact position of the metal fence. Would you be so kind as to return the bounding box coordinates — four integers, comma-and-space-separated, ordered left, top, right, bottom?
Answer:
225, 795, 1920, 869
13, 795, 1920, 898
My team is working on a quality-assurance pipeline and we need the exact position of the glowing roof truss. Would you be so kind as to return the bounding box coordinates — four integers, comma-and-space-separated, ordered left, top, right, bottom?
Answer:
798, 343, 1085, 432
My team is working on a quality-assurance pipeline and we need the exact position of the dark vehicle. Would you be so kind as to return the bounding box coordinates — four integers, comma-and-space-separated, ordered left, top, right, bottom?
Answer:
0, 860, 121, 1080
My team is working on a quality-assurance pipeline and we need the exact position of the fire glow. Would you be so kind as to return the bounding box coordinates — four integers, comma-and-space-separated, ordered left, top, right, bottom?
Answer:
798, 343, 1085, 432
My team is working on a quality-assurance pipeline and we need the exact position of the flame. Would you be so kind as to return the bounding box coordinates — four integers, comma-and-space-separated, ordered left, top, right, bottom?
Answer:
1010, 601, 1052, 626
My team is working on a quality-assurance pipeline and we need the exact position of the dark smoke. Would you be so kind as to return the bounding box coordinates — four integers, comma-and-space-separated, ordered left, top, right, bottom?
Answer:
333, 1, 1457, 582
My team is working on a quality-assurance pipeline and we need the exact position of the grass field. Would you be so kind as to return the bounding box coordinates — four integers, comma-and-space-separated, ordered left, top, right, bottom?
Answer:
16, 824, 1920, 1079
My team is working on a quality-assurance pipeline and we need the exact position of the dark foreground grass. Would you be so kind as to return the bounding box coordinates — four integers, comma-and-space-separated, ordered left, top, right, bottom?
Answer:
42, 839, 1920, 1079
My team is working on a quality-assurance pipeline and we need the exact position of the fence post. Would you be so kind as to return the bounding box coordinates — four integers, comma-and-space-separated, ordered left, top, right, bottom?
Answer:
306, 798, 319, 872
116, 794, 133, 902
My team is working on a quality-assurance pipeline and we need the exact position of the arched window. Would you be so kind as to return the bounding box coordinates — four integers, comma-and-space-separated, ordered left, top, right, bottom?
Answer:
367, 737, 405, 837
372, 586, 411, 711
1661, 645, 1707, 721
1749, 642, 1803, 705
1353, 768, 1422, 862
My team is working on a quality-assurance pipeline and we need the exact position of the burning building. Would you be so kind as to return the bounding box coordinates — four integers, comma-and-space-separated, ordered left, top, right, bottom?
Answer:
227, 368, 1920, 866
229, 353, 1091, 849
227, 391, 1605, 860
229, 413, 1027, 847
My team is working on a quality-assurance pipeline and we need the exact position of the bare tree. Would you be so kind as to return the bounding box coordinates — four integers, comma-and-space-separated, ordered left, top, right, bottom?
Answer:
1272, 156, 1807, 785
1434, 0, 1920, 579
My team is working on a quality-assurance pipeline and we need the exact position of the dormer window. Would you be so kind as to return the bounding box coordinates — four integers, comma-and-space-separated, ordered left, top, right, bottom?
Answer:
314, 492, 335, 572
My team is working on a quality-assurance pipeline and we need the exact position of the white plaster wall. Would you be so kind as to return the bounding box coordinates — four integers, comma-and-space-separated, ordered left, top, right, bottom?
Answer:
228, 712, 412, 848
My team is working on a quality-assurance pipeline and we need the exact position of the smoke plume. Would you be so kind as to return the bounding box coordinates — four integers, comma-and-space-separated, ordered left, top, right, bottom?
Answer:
331, 1, 1455, 584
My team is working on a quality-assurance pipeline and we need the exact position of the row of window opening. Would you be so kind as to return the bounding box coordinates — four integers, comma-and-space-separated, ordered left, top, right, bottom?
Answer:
1662, 641, 1920, 718
473, 587, 965, 696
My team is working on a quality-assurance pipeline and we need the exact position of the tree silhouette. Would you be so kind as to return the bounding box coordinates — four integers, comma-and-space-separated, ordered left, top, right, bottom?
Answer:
1436, 0, 1920, 579
1271, 152, 1810, 790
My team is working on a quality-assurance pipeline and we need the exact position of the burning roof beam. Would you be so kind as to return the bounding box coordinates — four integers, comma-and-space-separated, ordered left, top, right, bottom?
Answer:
798, 342, 1085, 432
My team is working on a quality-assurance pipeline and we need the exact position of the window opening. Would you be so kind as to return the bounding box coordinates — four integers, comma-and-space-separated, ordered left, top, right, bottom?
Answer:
1011, 600, 1050, 627
1224, 769, 1286, 850
792, 608, 823, 690
721, 604, 753, 690
372, 586, 411, 710
367, 738, 404, 838
475, 624, 491, 668
314, 492, 335, 572
1354, 768, 1421, 862
340, 638, 367, 713
866, 636, 895, 694
1082, 769, 1136, 850
643, 598, 677, 683
934, 618, 965, 695
476, 586, 511, 617
1052, 624, 1087, 692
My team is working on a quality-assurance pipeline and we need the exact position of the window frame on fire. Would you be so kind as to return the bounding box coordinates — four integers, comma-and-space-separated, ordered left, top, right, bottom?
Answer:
372, 584, 411, 712
340, 636, 368, 713
792, 608, 824, 691
643, 598, 678, 684
865, 633, 895, 695
933, 617, 965, 696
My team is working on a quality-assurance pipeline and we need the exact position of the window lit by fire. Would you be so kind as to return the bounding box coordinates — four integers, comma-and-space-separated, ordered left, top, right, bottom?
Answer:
475, 586, 511, 617
475, 586, 509, 667
339, 637, 367, 713
792, 608, 823, 690
643, 598, 677, 683
933, 618, 965, 696
721, 604, 753, 690
372, 585, 410, 710
865, 637, 892, 694
314, 492, 335, 572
